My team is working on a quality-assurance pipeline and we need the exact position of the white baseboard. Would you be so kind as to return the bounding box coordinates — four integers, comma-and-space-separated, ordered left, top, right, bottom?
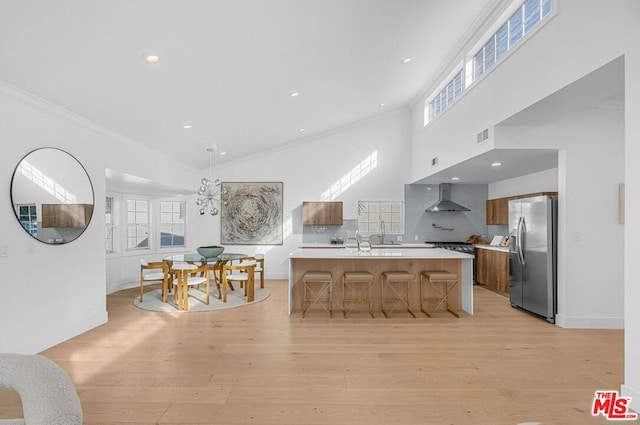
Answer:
555, 314, 624, 329
622, 384, 640, 414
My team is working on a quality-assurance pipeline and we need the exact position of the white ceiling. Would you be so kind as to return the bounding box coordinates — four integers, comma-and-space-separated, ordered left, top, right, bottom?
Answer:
0, 0, 496, 171
2, 1, 624, 190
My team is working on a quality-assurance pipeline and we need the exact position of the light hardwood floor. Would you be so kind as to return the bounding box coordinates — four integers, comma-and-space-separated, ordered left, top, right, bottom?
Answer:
1, 281, 624, 424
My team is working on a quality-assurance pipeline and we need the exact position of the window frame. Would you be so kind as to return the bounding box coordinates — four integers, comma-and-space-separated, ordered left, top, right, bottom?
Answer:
471, 0, 554, 83
159, 200, 187, 249
105, 195, 115, 253
423, 0, 556, 127
16, 203, 38, 237
125, 197, 151, 251
357, 201, 405, 237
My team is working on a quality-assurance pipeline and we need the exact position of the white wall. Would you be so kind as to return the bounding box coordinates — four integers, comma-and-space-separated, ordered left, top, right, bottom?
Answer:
412, 1, 627, 329
622, 2, 640, 410
0, 82, 200, 353
211, 110, 413, 278
488, 168, 558, 199
410, 0, 640, 411
103, 110, 412, 290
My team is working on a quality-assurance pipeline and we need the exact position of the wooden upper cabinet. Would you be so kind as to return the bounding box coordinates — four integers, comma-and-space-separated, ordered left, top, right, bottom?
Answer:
486, 198, 509, 225
41, 203, 94, 228
486, 192, 557, 225
302, 201, 343, 225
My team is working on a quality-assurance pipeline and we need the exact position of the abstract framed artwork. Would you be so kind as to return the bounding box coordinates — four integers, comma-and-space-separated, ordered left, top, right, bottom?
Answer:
220, 182, 283, 245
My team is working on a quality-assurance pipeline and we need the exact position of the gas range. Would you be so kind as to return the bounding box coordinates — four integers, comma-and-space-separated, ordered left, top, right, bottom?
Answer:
426, 241, 476, 254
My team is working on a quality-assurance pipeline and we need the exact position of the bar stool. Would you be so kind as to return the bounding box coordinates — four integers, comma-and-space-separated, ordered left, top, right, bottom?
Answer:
302, 271, 333, 318
380, 271, 416, 318
342, 271, 375, 318
420, 270, 460, 318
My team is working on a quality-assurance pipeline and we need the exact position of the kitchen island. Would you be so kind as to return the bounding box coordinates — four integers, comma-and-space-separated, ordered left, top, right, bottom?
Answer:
288, 248, 474, 316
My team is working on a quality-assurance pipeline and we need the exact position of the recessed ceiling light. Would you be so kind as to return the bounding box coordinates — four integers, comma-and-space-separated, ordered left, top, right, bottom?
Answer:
401, 57, 412, 64
298, 128, 306, 133
143, 53, 160, 64
491, 162, 502, 167
289, 91, 300, 98
451, 177, 460, 181
181, 124, 193, 130
219, 151, 227, 156
379, 102, 387, 108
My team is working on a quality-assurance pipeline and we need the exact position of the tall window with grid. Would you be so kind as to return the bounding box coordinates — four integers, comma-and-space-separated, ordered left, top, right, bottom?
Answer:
159, 201, 186, 248
105, 196, 115, 252
126, 199, 149, 250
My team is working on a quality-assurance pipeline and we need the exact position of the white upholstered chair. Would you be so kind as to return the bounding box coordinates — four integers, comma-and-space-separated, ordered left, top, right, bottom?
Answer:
222, 260, 256, 302
139, 259, 169, 302
170, 262, 210, 310
0, 353, 82, 425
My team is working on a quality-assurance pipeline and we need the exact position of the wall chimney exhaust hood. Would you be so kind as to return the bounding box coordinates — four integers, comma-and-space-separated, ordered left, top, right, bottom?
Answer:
425, 183, 471, 212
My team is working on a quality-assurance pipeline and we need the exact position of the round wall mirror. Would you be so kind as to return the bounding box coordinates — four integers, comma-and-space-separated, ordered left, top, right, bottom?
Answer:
10, 148, 94, 244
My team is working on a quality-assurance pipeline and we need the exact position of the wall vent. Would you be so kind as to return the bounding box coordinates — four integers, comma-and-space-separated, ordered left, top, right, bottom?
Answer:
477, 128, 489, 144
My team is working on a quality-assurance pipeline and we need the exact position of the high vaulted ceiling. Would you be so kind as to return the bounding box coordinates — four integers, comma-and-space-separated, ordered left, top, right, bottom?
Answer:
0, 0, 496, 170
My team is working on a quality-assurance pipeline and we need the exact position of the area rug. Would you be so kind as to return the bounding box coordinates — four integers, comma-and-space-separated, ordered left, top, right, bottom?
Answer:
133, 287, 270, 312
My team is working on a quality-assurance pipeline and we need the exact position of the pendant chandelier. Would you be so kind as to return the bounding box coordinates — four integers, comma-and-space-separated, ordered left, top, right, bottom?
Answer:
196, 144, 221, 216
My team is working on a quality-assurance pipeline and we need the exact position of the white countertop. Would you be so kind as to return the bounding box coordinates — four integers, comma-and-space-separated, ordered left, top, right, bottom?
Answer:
299, 243, 434, 249
290, 247, 474, 259
475, 244, 509, 252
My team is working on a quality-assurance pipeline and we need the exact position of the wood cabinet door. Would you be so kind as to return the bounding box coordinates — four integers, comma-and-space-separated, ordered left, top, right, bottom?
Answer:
41, 203, 93, 228
475, 248, 509, 293
302, 202, 343, 225
486, 198, 509, 225
494, 250, 510, 293
475, 248, 489, 285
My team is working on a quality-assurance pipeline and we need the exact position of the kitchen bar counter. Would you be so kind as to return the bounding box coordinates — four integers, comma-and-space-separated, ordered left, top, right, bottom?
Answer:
298, 243, 435, 249
288, 248, 474, 316
474, 244, 509, 252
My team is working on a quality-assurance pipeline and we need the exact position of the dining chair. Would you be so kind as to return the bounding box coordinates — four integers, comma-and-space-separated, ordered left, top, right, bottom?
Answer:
139, 259, 169, 302
222, 260, 256, 302
240, 255, 265, 288
255, 254, 265, 288
170, 262, 210, 311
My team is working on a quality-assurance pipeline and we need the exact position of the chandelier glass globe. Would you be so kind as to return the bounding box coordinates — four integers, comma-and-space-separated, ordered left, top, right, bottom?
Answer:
196, 145, 221, 216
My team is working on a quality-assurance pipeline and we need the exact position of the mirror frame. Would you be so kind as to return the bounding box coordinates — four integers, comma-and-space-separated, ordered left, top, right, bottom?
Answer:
10, 147, 95, 244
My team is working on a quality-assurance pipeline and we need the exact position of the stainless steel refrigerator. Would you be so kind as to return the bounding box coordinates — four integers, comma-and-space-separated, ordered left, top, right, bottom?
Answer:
508, 195, 557, 323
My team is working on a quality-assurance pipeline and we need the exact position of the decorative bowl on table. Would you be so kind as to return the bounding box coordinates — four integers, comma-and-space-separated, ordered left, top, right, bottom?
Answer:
197, 245, 225, 258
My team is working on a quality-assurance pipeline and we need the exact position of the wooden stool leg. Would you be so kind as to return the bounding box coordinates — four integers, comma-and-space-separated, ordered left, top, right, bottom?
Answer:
302, 279, 332, 318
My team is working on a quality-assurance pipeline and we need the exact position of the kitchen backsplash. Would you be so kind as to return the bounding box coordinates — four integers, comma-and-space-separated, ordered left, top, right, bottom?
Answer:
302, 183, 499, 244
405, 183, 489, 243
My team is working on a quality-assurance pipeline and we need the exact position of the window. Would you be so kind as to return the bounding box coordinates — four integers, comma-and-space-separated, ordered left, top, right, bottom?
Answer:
159, 201, 186, 248
424, 0, 553, 126
126, 199, 149, 250
424, 69, 464, 125
357, 201, 404, 236
473, 0, 552, 81
17, 204, 37, 236
105, 196, 114, 252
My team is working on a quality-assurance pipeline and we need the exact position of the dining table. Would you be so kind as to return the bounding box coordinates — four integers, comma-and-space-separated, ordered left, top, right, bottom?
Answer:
164, 252, 248, 304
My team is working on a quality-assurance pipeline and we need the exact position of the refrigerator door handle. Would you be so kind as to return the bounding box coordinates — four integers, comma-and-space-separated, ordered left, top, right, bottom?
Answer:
517, 216, 526, 265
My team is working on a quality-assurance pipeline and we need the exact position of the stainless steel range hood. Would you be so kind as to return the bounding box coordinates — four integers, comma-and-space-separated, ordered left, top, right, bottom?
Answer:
425, 183, 471, 212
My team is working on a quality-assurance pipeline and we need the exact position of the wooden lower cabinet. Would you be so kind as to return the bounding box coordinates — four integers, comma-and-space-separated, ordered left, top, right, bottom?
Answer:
475, 247, 509, 293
